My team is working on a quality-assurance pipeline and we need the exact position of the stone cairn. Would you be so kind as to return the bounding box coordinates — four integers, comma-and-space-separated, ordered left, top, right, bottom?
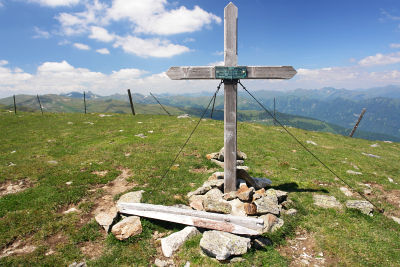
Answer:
95, 148, 295, 265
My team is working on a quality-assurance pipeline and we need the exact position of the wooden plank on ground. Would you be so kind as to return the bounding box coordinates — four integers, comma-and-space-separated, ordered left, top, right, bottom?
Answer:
117, 202, 264, 235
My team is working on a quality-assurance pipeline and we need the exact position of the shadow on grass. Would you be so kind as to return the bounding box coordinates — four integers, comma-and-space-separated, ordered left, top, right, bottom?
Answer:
271, 182, 329, 193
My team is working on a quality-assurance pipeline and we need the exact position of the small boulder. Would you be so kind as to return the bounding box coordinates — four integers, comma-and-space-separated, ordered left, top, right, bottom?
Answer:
252, 177, 272, 190
111, 216, 142, 240
266, 189, 288, 203
237, 150, 247, 160
200, 230, 251, 261
345, 200, 374, 216
228, 198, 246, 216
243, 203, 257, 215
161, 226, 200, 257
117, 190, 144, 205
391, 216, 400, 224
203, 198, 232, 214
208, 171, 224, 180
154, 258, 174, 267
189, 195, 205, 211
259, 214, 284, 233
204, 188, 223, 200
236, 186, 255, 202
203, 180, 224, 190
95, 207, 118, 232
223, 191, 237, 201
346, 170, 362, 175
285, 208, 298, 216
313, 195, 342, 209
210, 159, 224, 168
339, 187, 353, 197
187, 185, 212, 198
206, 153, 219, 160
254, 196, 280, 215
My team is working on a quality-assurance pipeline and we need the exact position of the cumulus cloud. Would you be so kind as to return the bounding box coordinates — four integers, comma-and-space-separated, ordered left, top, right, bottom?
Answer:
29, 0, 79, 7
89, 26, 114, 42
33, 27, 50, 39
390, 43, 400, 49
113, 35, 190, 58
96, 48, 110, 54
73, 43, 91, 50
358, 52, 400, 66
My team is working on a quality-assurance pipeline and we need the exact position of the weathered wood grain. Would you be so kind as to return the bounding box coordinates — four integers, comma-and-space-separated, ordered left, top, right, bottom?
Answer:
117, 202, 264, 235
224, 2, 238, 67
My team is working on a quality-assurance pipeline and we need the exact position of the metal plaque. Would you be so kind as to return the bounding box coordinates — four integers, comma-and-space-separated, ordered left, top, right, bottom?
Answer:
215, 66, 247, 79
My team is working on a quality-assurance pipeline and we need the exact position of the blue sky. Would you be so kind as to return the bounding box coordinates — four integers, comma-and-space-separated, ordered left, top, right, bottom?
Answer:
0, 0, 400, 97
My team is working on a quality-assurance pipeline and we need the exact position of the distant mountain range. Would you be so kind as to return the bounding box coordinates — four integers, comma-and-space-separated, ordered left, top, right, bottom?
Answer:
1, 85, 399, 142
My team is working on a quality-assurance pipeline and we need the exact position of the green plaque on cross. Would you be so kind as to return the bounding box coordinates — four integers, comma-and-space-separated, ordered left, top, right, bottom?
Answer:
215, 66, 247, 80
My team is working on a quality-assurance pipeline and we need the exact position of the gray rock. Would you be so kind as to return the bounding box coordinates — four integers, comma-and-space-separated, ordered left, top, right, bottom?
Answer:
210, 159, 224, 168
189, 195, 205, 211
203, 179, 224, 190
95, 207, 118, 232
209, 171, 224, 180
154, 258, 174, 267
346, 170, 363, 175
237, 150, 247, 160
313, 195, 343, 209
47, 160, 58, 165
236, 160, 244, 166
200, 231, 251, 261
236, 186, 254, 202
68, 262, 86, 267
391, 216, 400, 224
204, 188, 223, 200
254, 196, 280, 215
236, 165, 249, 171
252, 236, 273, 249
117, 190, 144, 206
339, 187, 353, 197
346, 200, 374, 216
203, 198, 232, 214
361, 152, 381, 158
177, 114, 190, 119
161, 226, 200, 257
187, 185, 212, 198
266, 189, 288, 203
223, 191, 237, 201
111, 216, 142, 240
230, 257, 245, 263
285, 208, 298, 216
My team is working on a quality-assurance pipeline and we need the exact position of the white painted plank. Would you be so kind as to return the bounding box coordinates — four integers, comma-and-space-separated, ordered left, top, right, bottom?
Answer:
117, 202, 263, 235
166, 66, 296, 80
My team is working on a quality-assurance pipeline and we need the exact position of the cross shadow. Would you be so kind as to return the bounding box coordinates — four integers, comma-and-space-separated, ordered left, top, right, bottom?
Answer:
270, 182, 329, 193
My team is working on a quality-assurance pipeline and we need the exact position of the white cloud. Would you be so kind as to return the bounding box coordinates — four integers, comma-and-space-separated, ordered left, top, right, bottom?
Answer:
390, 43, 400, 49
0, 60, 8, 66
183, 37, 195, 43
113, 35, 189, 58
73, 43, 91, 50
33, 27, 50, 39
96, 48, 110, 54
89, 26, 114, 42
29, 0, 79, 7
358, 52, 400, 66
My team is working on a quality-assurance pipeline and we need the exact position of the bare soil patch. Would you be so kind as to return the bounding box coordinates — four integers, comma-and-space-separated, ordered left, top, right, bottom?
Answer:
0, 179, 32, 197
91, 170, 109, 177
0, 239, 36, 259
80, 241, 105, 260
368, 183, 400, 217
278, 229, 335, 266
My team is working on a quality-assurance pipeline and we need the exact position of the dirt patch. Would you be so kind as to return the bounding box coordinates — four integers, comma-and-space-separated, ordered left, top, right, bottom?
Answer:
0, 239, 36, 259
0, 179, 32, 197
92, 170, 109, 177
80, 241, 105, 259
368, 183, 400, 217
101, 167, 137, 196
278, 229, 335, 266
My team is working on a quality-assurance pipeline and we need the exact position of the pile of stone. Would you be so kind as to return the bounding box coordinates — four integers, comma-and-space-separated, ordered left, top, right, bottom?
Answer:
94, 150, 294, 263
206, 147, 248, 169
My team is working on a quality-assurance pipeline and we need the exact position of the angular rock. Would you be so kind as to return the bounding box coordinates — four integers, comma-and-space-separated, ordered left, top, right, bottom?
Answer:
259, 214, 284, 233
313, 195, 342, 209
236, 160, 244, 166
237, 166, 249, 171
266, 189, 288, 203
161, 226, 200, 257
203, 198, 232, 214
189, 195, 205, 211
345, 200, 374, 216
253, 188, 266, 201
95, 207, 118, 232
346, 170, 362, 175
391, 216, 400, 224
252, 236, 273, 249
285, 208, 298, 216
243, 203, 257, 215
68, 262, 86, 267
154, 258, 174, 267
236, 186, 254, 202
339, 187, 353, 197
206, 153, 219, 160
203, 179, 224, 190
204, 188, 223, 200
210, 159, 224, 168
228, 198, 246, 216
187, 185, 212, 198
223, 191, 237, 201
200, 230, 251, 261
208, 171, 224, 180
237, 150, 247, 160
111, 216, 142, 240
254, 196, 280, 215
117, 190, 144, 206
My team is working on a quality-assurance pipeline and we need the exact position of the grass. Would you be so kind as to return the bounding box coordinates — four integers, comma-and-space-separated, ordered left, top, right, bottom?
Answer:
0, 110, 399, 266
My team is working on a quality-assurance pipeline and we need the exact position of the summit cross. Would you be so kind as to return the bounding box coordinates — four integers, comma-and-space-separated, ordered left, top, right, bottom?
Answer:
166, 2, 296, 193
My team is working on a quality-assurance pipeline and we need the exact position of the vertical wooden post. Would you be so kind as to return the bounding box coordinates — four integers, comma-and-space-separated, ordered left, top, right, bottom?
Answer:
13, 95, 16, 115
127, 89, 136, 116
83, 91, 87, 114
224, 3, 238, 193
349, 108, 366, 137
37, 94, 43, 115
273, 97, 276, 125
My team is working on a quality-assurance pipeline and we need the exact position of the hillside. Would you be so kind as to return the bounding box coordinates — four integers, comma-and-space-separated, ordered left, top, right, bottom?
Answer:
0, 111, 399, 266
1, 94, 398, 142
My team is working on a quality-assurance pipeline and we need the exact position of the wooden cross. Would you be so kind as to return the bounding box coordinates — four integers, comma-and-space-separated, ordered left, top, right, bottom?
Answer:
166, 2, 296, 193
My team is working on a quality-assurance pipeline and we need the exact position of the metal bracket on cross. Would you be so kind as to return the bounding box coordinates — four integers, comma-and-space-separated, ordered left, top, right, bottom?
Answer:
166, 2, 297, 193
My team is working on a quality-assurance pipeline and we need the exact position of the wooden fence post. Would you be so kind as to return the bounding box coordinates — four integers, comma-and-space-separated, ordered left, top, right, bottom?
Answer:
37, 94, 43, 115
83, 91, 87, 114
349, 108, 366, 137
127, 89, 135, 116
13, 95, 16, 115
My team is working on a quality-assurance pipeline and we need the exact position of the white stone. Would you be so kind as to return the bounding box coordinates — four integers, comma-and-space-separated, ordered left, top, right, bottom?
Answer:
161, 226, 200, 257
391, 216, 400, 224
95, 207, 118, 232
346, 170, 362, 175
117, 191, 144, 206
111, 216, 142, 240
339, 187, 353, 197
306, 140, 317, 146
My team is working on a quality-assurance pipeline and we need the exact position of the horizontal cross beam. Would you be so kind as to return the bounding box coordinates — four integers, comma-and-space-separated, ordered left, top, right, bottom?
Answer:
166, 66, 296, 80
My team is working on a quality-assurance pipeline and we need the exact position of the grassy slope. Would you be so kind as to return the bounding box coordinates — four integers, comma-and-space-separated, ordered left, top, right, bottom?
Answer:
0, 111, 399, 266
